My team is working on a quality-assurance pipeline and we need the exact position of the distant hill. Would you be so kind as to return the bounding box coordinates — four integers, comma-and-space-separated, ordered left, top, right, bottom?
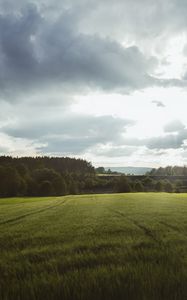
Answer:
106, 167, 152, 175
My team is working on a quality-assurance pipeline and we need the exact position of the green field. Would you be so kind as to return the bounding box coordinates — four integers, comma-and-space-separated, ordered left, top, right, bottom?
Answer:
1, 193, 187, 300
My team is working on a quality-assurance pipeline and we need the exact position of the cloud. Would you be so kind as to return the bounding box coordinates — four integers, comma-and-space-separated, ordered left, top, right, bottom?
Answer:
2, 112, 135, 154
152, 100, 165, 107
92, 145, 137, 157
145, 130, 187, 150
76, 0, 187, 44
0, 145, 9, 154
0, 132, 43, 156
110, 125, 187, 151
1, 2, 186, 103
0, 0, 186, 111
142, 128, 187, 150
164, 120, 185, 132
0, 1, 187, 164
0, 3, 163, 102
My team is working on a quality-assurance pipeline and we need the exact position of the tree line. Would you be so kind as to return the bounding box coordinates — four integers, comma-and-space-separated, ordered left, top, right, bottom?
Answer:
0, 156, 95, 197
0, 157, 186, 197
147, 165, 187, 176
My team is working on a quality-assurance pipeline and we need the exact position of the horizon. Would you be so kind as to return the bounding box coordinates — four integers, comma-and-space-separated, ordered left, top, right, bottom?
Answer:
2, 154, 187, 170
0, 1, 187, 167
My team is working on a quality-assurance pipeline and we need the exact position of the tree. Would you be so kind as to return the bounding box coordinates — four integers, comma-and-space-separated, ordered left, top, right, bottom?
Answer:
142, 176, 155, 191
0, 166, 21, 197
84, 178, 95, 190
68, 181, 78, 194
61, 178, 67, 195
134, 181, 144, 192
19, 178, 27, 196
155, 181, 164, 192
32, 168, 63, 195
0, 156, 96, 197
115, 176, 131, 193
164, 181, 173, 193
39, 181, 54, 196
95, 167, 105, 174
16, 163, 28, 177
26, 177, 39, 196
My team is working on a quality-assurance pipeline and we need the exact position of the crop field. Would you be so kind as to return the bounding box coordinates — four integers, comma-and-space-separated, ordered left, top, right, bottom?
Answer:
1, 193, 187, 300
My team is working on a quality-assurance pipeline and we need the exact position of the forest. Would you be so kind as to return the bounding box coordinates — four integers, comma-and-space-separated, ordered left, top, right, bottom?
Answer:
0, 156, 95, 197
0, 156, 187, 197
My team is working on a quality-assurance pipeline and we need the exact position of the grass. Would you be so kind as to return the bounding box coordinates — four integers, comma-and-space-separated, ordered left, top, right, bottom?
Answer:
1, 193, 187, 299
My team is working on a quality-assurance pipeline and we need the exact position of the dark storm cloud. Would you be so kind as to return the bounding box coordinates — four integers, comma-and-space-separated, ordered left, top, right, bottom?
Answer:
0, 2, 175, 101
0, 1, 187, 102
0, 4, 41, 96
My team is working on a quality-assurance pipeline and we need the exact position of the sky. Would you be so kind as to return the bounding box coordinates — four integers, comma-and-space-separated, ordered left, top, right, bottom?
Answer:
0, 1, 187, 167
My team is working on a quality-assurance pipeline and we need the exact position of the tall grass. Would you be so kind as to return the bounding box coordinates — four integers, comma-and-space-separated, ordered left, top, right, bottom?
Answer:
1, 193, 187, 299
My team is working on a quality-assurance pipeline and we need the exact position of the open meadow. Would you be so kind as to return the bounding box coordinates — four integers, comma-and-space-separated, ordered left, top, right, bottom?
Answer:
1, 193, 187, 300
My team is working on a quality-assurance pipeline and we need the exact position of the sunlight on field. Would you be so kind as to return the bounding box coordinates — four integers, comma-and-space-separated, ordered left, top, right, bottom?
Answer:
1, 193, 187, 300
